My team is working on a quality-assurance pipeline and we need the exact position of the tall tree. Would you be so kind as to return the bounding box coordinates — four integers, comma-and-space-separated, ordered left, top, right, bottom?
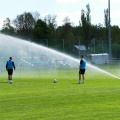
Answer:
32, 19, 49, 40
44, 14, 57, 39
13, 12, 35, 39
61, 16, 74, 40
61, 17, 74, 53
80, 4, 91, 50
1, 18, 15, 35
111, 25, 120, 42
104, 9, 109, 42
32, 11, 40, 22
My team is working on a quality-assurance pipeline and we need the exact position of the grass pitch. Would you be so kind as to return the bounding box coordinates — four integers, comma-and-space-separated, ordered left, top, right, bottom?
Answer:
0, 67, 120, 120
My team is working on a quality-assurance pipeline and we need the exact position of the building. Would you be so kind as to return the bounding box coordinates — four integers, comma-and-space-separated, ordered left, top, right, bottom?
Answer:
87, 53, 109, 64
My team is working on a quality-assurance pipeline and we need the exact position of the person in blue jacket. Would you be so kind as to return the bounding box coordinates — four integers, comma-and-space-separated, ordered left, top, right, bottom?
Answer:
6, 57, 15, 84
78, 54, 86, 84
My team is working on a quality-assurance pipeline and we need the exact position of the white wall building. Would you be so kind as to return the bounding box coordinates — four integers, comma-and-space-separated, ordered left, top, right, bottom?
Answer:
87, 53, 109, 64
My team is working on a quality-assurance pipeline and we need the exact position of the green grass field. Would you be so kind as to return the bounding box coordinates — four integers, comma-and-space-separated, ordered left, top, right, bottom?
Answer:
0, 66, 120, 120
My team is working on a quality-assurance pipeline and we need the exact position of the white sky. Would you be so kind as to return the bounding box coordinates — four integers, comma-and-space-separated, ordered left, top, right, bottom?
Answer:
0, 0, 120, 29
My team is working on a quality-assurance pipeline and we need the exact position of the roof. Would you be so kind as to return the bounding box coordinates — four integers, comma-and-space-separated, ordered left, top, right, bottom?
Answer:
74, 45, 86, 51
88, 53, 109, 56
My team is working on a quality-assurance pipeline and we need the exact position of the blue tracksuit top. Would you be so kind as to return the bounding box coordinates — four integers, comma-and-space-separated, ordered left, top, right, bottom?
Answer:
7, 60, 14, 69
80, 59, 86, 69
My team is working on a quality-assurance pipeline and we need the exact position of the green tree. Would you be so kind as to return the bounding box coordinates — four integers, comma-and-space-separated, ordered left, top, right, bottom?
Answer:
32, 19, 49, 40
72, 26, 83, 41
13, 12, 35, 39
104, 9, 109, 42
112, 43, 120, 58
111, 25, 120, 42
32, 11, 40, 22
80, 4, 91, 50
44, 15, 57, 40
61, 17, 73, 40
61, 17, 74, 54
1, 18, 15, 35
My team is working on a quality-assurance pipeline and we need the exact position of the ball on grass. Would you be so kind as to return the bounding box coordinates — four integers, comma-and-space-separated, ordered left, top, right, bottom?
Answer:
53, 79, 57, 83
10, 81, 13, 84
9, 80, 13, 84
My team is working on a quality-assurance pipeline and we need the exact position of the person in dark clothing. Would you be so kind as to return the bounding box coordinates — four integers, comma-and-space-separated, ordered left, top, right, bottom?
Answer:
6, 57, 15, 84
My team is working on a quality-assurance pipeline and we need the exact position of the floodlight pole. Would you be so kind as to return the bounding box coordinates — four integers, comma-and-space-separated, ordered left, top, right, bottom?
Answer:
79, 40, 80, 58
108, 0, 111, 62
63, 39, 64, 52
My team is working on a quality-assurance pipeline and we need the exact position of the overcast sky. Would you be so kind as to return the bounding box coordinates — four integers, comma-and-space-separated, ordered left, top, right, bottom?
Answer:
0, 0, 120, 29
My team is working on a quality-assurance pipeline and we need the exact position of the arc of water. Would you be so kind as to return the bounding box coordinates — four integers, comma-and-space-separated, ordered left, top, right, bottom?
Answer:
36, 44, 120, 79
0, 34, 119, 79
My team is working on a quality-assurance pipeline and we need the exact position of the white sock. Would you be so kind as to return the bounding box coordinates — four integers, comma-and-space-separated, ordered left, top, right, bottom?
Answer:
79, 80, 81, 83
83, 80, 84, 83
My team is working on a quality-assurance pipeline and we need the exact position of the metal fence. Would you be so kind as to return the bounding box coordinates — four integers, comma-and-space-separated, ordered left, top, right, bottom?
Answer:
30, 39, 109, 56
29, 38, 120, 64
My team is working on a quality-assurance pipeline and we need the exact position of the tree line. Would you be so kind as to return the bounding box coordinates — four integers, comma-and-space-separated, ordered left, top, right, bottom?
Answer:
1, 4, 120, 58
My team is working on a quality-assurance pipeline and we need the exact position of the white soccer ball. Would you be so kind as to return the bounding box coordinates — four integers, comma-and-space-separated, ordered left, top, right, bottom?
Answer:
53, 79, 57, 83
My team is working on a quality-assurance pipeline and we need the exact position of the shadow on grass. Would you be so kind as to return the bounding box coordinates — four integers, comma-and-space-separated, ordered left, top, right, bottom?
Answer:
72, 83, 85, 84
0, 80, 8, 83
0, 82, 8, 83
